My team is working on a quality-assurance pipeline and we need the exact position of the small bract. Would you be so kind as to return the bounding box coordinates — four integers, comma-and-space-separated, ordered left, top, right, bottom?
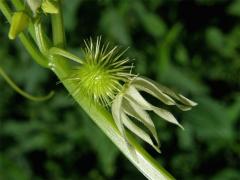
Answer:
8, 11, 30, 40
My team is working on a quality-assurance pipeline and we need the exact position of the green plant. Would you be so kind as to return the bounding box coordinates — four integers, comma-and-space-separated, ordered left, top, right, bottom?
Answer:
0, 1, 197, 179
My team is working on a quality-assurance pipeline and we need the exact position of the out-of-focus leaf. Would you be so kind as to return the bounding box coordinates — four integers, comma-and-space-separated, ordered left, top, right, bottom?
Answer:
227, 0, 240, 17
177, 123, 195, 150
100, 8, 131, 45
82, 114, 119, 177
206, 27, 225, 51
0, 155, 31, 180
63, 0, 83, 31
134, 1, 166, 38
157, 24, 182, 75
160, 65, 208, 94
175, 45, 189, 65
212, 169, 240, 180
183, 96, 236, 151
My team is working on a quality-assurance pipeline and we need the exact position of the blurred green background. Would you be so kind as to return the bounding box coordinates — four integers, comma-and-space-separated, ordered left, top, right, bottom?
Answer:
0, 0, 240, 179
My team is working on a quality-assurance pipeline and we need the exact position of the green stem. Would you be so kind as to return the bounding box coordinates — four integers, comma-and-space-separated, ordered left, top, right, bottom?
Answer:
0, 0, 12, 22
51, 0, 66, 47
34, 20, 50, 54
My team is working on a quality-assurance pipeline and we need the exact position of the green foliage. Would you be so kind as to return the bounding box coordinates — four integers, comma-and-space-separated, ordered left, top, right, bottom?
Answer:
0, 0, 239, 179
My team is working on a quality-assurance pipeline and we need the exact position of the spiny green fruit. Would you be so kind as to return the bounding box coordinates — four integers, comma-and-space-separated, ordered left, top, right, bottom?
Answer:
67, 37, 133, 106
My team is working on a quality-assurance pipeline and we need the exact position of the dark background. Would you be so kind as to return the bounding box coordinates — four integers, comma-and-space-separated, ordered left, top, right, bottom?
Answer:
0, 0, 240, 179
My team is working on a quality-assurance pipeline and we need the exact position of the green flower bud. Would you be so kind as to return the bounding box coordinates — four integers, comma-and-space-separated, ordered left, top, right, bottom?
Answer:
8, 11, 30, 40
41, 0, 59, 14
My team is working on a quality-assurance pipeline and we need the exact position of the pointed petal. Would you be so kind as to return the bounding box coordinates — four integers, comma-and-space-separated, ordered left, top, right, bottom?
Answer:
125, 85, 152, 110
111, 94, 137, 159
176, 104, 193, 111
132, 77, 176, 105
178, 94, 198, 106
152, 106, 184, 129
121, 112, 160, 153
133, 76, 197, 110
152, 81, 197, 107
122, 99, 160, 146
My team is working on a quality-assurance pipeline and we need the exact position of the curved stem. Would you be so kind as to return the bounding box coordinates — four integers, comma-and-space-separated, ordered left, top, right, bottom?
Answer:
0, 66, 54, 101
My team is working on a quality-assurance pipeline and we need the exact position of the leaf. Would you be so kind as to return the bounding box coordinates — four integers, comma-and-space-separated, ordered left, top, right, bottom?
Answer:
82, 114, 119, 177
133, 1, 166, 38
63, 0, 83, 31
160, 65, 208, 95
183, 96, 235, 152
212, 169, 240, 180
0, 155, 31, 180
227, 0, 240, 17
205, 27, 225, 52
100, 8, 131, 45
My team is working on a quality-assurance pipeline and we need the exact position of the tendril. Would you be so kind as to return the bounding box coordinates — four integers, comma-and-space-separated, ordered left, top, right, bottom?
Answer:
0, 66, 54, 101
